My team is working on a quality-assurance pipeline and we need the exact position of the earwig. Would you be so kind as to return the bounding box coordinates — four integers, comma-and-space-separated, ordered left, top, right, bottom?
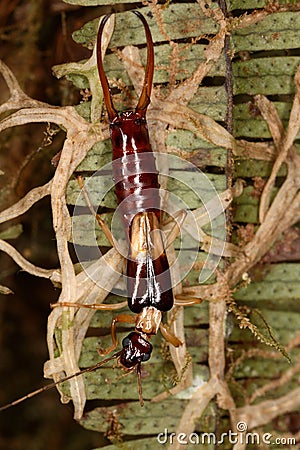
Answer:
95, 9, 179, 378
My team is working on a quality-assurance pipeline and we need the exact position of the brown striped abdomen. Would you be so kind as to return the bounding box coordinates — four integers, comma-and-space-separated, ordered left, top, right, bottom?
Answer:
111, 111, 160, 227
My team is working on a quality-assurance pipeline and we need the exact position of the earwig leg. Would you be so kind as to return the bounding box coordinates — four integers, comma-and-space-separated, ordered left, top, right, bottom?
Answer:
159, 322, 182, 347
77, 175, 115, 247
162, 209, 187, 249
98, 313, 136, 356
162, 209, 187, 227
51, 300, 127, 310
174, 296, 203, 306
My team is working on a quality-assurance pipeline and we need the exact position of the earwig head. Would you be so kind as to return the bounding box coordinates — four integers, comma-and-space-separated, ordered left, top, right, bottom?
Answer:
97, 11, 154, 122
119, 331, 153, 368
119, 331, 152, 406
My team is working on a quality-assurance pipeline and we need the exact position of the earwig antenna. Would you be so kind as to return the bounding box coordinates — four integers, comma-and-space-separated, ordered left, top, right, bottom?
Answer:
0, 351, 122, 412
136, 362, 144, 407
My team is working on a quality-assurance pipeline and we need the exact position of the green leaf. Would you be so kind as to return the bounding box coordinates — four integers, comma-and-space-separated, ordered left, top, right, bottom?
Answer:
232, 12, 300, 51
0, 224, 22, 240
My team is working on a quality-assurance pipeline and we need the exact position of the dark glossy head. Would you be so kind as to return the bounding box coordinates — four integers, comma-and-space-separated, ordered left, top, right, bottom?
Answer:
119, 331, 153, 368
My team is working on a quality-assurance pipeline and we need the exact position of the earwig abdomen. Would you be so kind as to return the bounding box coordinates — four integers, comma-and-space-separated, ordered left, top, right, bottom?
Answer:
111, 112, 160, 228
